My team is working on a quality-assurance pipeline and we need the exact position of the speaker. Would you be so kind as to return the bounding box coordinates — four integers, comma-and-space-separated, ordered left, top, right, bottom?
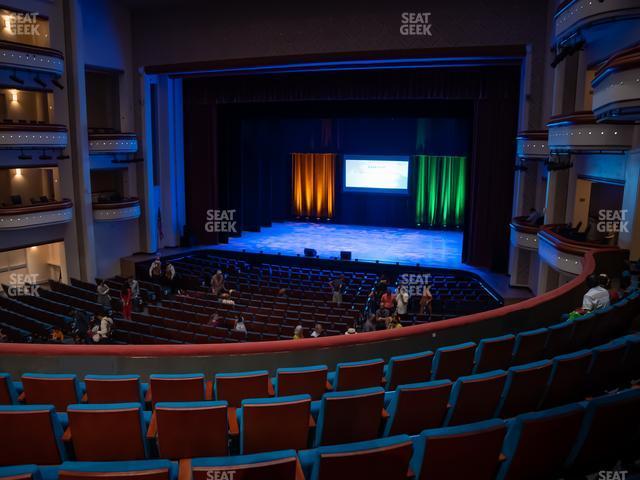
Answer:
340, 251, 352, 261
304, 248, 317, 257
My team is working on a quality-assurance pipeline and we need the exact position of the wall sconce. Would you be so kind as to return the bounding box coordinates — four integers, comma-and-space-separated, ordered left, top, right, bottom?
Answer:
10, 89, 18, 103
2, 15, 14, 35
14, 168, 22, 177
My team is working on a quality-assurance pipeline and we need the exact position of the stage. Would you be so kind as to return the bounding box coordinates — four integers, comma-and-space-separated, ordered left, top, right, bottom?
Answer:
211, 222, 464, 269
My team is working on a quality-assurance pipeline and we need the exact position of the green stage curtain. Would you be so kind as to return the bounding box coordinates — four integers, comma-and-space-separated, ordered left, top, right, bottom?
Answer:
292, 153, 335, 219
415, 155, 467, 228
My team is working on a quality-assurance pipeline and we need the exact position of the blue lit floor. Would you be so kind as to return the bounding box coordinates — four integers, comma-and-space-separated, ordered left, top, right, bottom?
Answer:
211, 222, 464, 269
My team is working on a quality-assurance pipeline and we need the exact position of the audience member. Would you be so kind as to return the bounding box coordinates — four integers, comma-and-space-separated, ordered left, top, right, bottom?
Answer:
395, 285, 409, 318
234, 316, 247, 334
387, 314, 403, 330
525, 207, 541, 224
329, 274, 345, 305
380, 287, 396, 311
310, 323, 325, 338
582, 274, 611, 312
293, 325, 304, 340
219, 292, 235, 305
208, 313, 219, 326
96, 281, 111, 309
129, 277, 140, 299
50, 327, 64, 343
419, 284, 433, 316
121, 288, 132, 320
149, 256, 162, 281
91, 313, 113, 343
362, 313, 377, 332
345, 327, 357, 335
211, 270, 226, 296
0, 328, 6, 343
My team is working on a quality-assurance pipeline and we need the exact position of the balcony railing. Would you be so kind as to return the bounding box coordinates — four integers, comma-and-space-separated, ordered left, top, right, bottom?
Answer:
546, 111, 633, 153
516, 130, 549, 159
88, 132, 138, 155
0, 40, 64, 77
0, 199, 73, 230
554, 0, 640, 43
0, 122, 68, 150
592, 44, 640, 122
92, 198, 141, 222
538, 226, 619, 276
510, 216, 540, 251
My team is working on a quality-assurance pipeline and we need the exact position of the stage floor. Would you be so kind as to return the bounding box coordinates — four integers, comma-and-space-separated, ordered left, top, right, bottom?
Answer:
211, 222, 464, 269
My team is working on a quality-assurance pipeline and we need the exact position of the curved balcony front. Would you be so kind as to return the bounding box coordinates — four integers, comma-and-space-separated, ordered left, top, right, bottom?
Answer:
92, 199, 141, 222
510, 216, 540, 251
0, 123, 67, 150
0, 40, 64, 77
516, 131, 549, 159
88, 133, 138, 155
592, 45, 640, 122
0, 199, 73, 230
546, 112, 633, 154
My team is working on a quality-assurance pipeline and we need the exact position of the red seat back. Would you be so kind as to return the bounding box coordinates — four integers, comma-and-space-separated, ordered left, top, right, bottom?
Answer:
318, 389, 384, 446
68, 405, 146, 461
156, 402, 228, 459
216, 373, 271, 408
190, 457, 299, 480
242, 397, 310, 454
0, 407, 63, 466
386, 381, 452, 436
386, 352, 433, 391
149, 376, 205, 405
541, 351, 592, 409
417, 421, 506, 480
59, 468, 169, 480
277, 367, 327, 400
316, 440, 413, 480
433, 344, 475, 380
447, 371, 507, 426
498, 361, 551, 418
22, 376, 79, 412
85, 377, 141, 404
335, 360, 384, 391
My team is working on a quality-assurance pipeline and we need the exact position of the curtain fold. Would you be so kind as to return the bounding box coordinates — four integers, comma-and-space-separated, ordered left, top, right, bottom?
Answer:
292, 153, 335, 218
415, 155, 466, 228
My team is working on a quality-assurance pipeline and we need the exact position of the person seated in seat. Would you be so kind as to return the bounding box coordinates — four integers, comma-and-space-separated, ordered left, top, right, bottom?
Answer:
219, 292, 235, 305
375, 310, 390, 331
293, 325, 305, 340
92, 312, 114, 343
49, 327, 65, 343
234, 315, 247, 334
310, 323, 325, 338
387, 313, 403, 330
329, 274, 346, 305
345, 327, 357, 335
149, 256, 163, 282
581, 274, 610, 312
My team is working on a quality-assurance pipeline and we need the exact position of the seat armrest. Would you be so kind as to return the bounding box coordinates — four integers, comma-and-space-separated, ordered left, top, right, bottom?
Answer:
206, 380, 213, 400
178, 459, 192, 480
144, 388, 152, 403
267, 382, 275, 396
381, 408, 389, 420
18, 392, 26, 402
62, 427, 72, 442
325, 381, 333, 391
308, 414, 316, 428
146, 411, 157, 439
228, 407, 239, 436
498, 453, 507, 462
81, 393, 88, 402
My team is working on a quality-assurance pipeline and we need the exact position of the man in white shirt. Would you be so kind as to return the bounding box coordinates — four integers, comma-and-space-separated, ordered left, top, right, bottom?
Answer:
582, 275, 610, 312
396, 286, 409, 318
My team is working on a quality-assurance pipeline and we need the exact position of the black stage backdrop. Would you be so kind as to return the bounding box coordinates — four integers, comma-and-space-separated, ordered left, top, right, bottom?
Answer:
183, 66, 520, 272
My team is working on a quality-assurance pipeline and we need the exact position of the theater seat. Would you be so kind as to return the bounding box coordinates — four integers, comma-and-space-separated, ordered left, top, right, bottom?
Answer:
313, 387, 385, 447
622, 334, 640, 382
153, 401, 229, 459
0, 465, 44, 480
85, 374, 148, 404
586, 341, 627, 395
148, 374, 207, 405
0, 373, 19, 404
495, 360, 552, 418
431, 342, 476, 380
238, 394, 311, 454
384, 351, 433, 391
410, 419, 507, 480
21, 373, 83, 412
383, 380, 452, 436
566, 388, 640, 475
57, 460, 177, 480
184, 450, 303, 480
473, 334, 515, 374
540, 350, 592, 409
327, 358, 385, 391
299, 435, 413, 480
445, 370, 507, 426
570, 313, 596, 351
215, 370, 272, 408
67, 402, 149, 461
544, 320, 574, 358
495, 403, 585, 480
0, 405, 67, 466
274, 365, 329, 400
511, 328, 548, 366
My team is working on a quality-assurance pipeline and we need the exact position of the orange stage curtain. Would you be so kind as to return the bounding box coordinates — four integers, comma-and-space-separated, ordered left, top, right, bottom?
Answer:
292, 153, 335, 219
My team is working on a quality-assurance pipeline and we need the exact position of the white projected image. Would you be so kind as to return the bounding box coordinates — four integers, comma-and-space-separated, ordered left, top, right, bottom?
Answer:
344, 156, 409, 191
